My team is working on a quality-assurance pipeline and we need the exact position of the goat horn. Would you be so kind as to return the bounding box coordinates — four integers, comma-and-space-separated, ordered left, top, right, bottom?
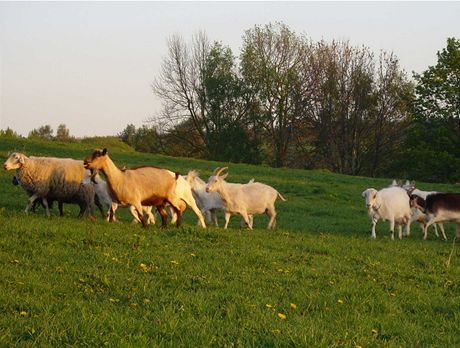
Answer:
215, 167, 228, 176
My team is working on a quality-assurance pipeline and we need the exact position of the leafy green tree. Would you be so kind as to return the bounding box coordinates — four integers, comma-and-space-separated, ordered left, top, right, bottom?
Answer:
392, 38, 460, 182
413, 37, 460, 137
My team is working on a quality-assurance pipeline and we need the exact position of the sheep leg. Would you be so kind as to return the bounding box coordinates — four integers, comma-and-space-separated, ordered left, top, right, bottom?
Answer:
41, 198, 50, 218
58, 201, 64, 216
398, 224, 403, 240
25, 194, 40, 214
224, 212, 231, 229
94, 195, 105, 219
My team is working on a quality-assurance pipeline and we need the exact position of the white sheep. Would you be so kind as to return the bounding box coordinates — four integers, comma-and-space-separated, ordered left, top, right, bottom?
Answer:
205, 167, 286, 229
4, 153, 95, 218
362, 186, 412, 240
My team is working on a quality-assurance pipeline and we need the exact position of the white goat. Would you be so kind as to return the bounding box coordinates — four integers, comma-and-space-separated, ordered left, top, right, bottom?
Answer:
402, 180, 445, 239
167, 173, 207, 228
361, 186, 412, 240
205, 167, 286, 229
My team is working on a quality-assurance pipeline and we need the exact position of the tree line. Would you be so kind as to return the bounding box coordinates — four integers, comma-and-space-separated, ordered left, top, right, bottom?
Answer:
4, 24, 458, 183
144, 23, 459, 182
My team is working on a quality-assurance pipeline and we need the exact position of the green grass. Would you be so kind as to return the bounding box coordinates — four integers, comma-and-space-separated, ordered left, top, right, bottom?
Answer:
0, 137, 459, 347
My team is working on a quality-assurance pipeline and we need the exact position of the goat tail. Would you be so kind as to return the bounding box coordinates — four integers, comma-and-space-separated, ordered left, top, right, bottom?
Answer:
277, 192, 287, 201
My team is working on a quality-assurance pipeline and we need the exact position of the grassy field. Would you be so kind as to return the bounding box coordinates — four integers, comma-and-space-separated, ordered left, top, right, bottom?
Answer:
0, 137, 459, 347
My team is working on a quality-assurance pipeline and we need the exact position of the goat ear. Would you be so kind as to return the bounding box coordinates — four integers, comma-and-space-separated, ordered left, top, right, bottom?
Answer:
18, 155, 25, 164
361, 190, 367, 198
102, 148, 107, 155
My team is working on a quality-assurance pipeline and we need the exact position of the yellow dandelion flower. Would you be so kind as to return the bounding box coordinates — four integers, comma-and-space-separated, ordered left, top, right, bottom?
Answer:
143, 298, 151, 304
272, 329, 281, 335
139, 263, 148, 272
337, 299, 344, 304
109, 298, 119, 304
19, 311, 28, 317
170, 260, 179, 265
371, 329, 378, 336
390, 292, 396, 297
290, 303, 297, 310
265, 304, 273, 309
190, 253, 196, 257
277, 313, 287, 320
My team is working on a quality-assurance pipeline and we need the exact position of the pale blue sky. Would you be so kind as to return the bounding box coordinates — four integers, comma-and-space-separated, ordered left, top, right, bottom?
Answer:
0, 1, 458, 137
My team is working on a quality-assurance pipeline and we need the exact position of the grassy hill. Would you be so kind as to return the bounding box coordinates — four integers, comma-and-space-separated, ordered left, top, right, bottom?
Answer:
0, 137, 459, 347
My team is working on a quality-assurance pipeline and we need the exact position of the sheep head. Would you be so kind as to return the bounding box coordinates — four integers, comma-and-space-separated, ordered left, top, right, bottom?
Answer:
206, 167, 228, 193
3, 152, 27, 170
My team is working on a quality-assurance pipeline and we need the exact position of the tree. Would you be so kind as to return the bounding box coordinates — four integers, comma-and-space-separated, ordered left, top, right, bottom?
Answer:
56, 124, 71, 142
153, 32, 259, 162
413, 37, 460, 137
240, 23, 313, 167
119, 124, 137, 146
391, 37, 460, 182
28, 125, 53, 140
0, 127, 21, 138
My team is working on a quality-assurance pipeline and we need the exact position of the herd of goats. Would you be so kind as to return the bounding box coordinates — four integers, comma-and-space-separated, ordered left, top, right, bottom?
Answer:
3, 149, 460, 240
3, 149, 286, 230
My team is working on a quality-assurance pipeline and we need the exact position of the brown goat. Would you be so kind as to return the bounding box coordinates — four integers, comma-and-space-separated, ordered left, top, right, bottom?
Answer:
83, 148, 182, 227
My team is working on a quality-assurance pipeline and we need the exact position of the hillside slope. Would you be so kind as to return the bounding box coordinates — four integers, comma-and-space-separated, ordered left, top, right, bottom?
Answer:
0, 137, 459, 346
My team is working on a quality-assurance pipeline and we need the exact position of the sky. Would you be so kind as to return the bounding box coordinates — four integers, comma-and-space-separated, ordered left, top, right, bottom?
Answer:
0, 1, 459, 138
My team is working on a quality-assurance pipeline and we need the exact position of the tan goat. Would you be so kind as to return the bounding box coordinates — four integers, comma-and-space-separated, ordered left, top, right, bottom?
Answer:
83, 148, 183, 227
